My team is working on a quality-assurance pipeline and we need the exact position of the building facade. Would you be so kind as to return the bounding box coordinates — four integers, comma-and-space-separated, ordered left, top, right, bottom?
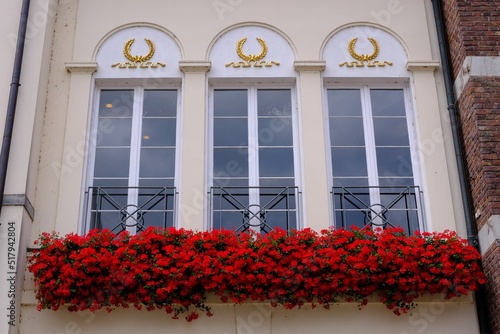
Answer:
0, 0, 497, 333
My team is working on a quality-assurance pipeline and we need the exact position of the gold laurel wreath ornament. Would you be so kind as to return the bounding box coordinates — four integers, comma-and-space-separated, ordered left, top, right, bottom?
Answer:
225, 37, 279, 68
111, 38, 166, 69
339, 37, 393, 68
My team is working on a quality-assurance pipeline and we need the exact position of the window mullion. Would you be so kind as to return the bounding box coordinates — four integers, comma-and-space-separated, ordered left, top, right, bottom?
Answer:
361, 87, 382, 216
128, 88, 143, 190
248, 87, 259, 188
126, 87, 143, 233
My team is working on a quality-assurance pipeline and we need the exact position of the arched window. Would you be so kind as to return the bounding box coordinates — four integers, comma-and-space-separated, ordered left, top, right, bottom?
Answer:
207, 25, 301, 233
322, 26, 424, 234
83, 26, 182, 234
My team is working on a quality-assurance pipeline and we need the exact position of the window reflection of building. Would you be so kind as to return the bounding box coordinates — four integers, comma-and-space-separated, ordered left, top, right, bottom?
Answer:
85, 88, 178, 233
210, 87, 299, 233
327, 87, 423, 234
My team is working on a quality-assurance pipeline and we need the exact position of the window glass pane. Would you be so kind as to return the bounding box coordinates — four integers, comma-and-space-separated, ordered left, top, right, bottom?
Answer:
213, 148, 249, 178
376, 147, 413, 177
333, 190, 371, 210
140, 148, 175, 178
211, 187, 250, 210
139, 178, 175, 187
370, 89, 405, 116
137, 187, 175, 211
264, 211, 297, 231
259, 148, 294, 177
96, 118, 132, 147
327, 89, 362, 116
213, 178, 249, 188
212, 211, 245, 231
257, 89, 292, 116
378, 177, 415, 188
380, 192, 417, 210
94, 148, 130, 177
142, 211, 174, 229
141, 119, 176, 146
258, 118, 293, 146
92, 179, 129, 188
89, 212, 121, 231
330, 117, 365, 146
143, 90, 177, 117
88, 185, 129, 211
214, 118, 248, 146
260, 189, 296, 210
373, 118, 409, 146
259, 178, 295, 187
99, 90, 133, 117
334, 210, 367, 230
331, 147, 367, 177
214, 90, 247, 116
332, 177, 369, 187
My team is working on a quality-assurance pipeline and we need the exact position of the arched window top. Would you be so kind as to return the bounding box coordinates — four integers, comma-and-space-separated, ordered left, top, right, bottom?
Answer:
322, 25, 409, 78
94, 25, 183, 79
208, 24, 296, 78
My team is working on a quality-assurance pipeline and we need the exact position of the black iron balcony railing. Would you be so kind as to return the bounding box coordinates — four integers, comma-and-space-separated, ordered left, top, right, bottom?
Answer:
84, 186, 177, 234
209, 186, 301, 234
331, 186, 424, 234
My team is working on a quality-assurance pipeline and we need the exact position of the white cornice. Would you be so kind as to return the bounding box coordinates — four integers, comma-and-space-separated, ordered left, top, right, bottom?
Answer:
179, 61, 211, 73
294, 61, 326, 72
65, 61, 98, 73
454, 56, 500, 99
406, 61, 440, 72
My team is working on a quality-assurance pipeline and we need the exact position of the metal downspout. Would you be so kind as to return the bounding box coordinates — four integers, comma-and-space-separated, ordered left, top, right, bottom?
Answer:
431, 0, 491, 333
0, 0, 31, 216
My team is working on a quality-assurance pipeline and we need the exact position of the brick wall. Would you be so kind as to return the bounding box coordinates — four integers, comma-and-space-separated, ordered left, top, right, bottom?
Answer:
441, 0, 500, 332
483, 240, 500, 333
441, 0, 499, 78
457, 77, 500, 230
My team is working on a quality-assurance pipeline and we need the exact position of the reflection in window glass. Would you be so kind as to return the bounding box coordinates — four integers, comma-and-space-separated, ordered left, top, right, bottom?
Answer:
89, 88, 178, 232
212, 88, 298, 233
328, 88, 418, 233
214, 90, 247, 116
370, 89, 406, 116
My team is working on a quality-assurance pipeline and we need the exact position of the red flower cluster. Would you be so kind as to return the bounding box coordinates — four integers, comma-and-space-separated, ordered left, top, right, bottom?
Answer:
28, 227, 485, 320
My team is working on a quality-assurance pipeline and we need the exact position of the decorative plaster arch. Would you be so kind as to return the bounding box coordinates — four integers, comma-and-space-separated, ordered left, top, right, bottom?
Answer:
320, 22, 410, 60
92, 22, 184, 61
92, 23, 183, 79
321, 23, 410, 78
207, 22, 297, 78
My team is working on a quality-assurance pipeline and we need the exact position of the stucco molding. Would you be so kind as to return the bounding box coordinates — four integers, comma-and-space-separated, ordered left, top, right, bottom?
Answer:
65, 61, 98, 73
454, 56, 500, 100
478, 214, 500, 256
179, 61, 211, 73
406, 60, 440, 72
294, 61, 326, 72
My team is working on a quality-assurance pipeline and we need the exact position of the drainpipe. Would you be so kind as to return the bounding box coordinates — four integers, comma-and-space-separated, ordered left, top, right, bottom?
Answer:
431, 0, 490, 333
0, 0, 31, 216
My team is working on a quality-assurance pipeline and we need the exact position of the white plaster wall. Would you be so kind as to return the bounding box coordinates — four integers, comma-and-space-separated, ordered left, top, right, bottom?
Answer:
19, 299, 480, 334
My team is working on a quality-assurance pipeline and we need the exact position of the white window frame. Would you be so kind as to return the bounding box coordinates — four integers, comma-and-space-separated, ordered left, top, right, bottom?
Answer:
207, 81, 302, 232
323, 81, 425, 232
82, 80, 182, 234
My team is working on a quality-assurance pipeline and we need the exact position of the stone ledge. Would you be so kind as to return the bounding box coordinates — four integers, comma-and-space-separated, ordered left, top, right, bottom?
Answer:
2, 194, 34, 219
478, 215, 500, 256
454, 56, 500, 99
179, 61, 211, 73
406, 60, 440, 72
65, 61, 98, 73
294, 61, 326, 72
